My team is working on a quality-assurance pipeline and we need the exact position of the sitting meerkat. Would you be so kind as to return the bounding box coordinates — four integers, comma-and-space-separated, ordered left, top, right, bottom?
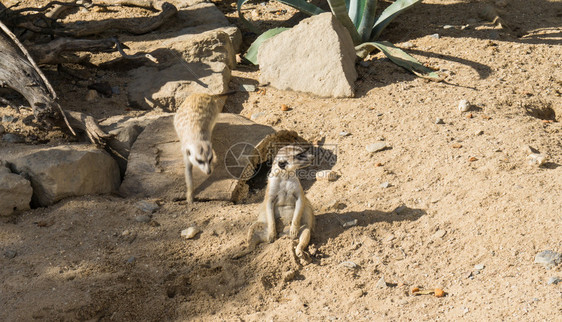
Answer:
247, 145, 315, 257
174, 93, 226, 203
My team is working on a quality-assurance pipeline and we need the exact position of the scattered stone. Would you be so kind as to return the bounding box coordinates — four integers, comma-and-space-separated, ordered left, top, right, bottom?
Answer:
547, 276, 560, 285
181, 226, 201, 239
430, 33, 440, 39
240, 84, 256, 92
534, 250, 562, 268
8, 145, 120, 207
281, 104, 290, 111
394, 205, 407, 214
315, 170, 338, 182
475, 130, 484, 135
121, 230, 131, 236
366, 142, 388, 153
458, 99, 470, 112
135, 214, 151, 223
443, 25, 454, 29
342, 219, 358, 228
4, 249, 17, 259
2, 115, 15, 123
2, 133, 25, 143
251, 112, 265, 120
527, 153, 547, 166
126, 256, 136, 263
85, 89, 98, 102
340, 261, 358, 269
339, 131, 351, 137
135, 200, 160, 213
401, 42, 415, 49
0, 162, 33, 216
435, 118, 445, 124
380, 182, 391, 188
375, 276, 387, 288
258, 13, 358, 98
474, 264, 485, 270
433, 229, 447, 239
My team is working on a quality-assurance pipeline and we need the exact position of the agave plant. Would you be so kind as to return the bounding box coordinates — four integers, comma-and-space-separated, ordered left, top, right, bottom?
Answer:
238, 0, 440, 80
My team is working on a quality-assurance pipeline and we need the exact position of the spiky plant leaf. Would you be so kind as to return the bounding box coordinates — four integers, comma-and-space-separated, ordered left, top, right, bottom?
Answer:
237, 0, 261, 34
275, 0, 325, 16
357, 0, 377, 42
356, 41, 442, 80
326, 0, 361, 44
370, 0, 420, 40
244, 28, 289, 65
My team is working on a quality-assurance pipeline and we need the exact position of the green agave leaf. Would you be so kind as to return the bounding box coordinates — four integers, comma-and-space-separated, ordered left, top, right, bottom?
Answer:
370, 0, 420, 40
356, 41, 442, 80
348, 0, 361, 27
237, 0, 260, 34
244, 28, 289, 65
326, 0, 361, 44
357, 0, 377, 42
275, 0, 325, 16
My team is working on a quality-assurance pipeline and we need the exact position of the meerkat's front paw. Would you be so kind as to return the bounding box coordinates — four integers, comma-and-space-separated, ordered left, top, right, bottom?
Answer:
289, 225, 299, 239
266, 228, 276, 243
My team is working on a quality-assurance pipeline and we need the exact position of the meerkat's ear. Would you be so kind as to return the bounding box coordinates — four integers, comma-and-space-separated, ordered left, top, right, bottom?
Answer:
278, 160, 288, 169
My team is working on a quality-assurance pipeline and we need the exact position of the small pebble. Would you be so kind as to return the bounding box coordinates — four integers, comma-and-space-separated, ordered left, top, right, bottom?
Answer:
458, 99, 470, 112
376, 276, 387, 288
474, 264, 485, 270
435, 118, 445, 124
135, 214, 151, 223
366, 142, 388, 153
240, 84, 256, 92
2, 115, 15, 123
339, 131, 351, 137
342, 219, 358, 228
340, 261, 358, 269
251, 112, 265, 120
135, 200, 160, 213
443, 25, 454, 29
4, 250, 17, 259
181, 226, 200, 239
85, 89, 98, 101
433, 229, 447, 239
547, 276, 560, 285
315, 170, 338, 182
401, 42, 415, 49
527, 153, 547, 166
380, 182, 391, 188
534, 250, 562, 268
126, 256, 136, 263
281, 104, 290, 111
430, 33, 440, 39
475, 130, 484, 135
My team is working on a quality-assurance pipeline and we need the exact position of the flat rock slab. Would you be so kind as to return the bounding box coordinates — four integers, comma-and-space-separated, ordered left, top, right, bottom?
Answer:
3, 145, 120, 207
258, 12, 357, 98
120, 114, 304, 202
0, 161, 32, 216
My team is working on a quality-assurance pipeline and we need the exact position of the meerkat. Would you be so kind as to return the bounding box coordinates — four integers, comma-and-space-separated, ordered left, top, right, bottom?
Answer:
247, 145, 316, 258
174, 93, 227, 203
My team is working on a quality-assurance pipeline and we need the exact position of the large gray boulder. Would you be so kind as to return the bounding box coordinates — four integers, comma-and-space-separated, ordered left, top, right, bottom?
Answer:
258, 12, 358, 98
0, 161, 32, 216
120, 114, 304, 202
8, 145, 120, 207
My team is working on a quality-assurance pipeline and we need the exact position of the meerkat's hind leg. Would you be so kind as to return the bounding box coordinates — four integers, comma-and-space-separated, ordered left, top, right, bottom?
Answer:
295, 227, 311, 258
247, 222, 268, 250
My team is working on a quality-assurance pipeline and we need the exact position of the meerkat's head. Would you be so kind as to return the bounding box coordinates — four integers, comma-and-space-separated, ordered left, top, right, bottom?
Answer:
272, 145, 314, 174
187, 141, 216, 175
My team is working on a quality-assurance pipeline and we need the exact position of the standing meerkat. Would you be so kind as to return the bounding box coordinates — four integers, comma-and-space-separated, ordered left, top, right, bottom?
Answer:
247, 145, 315, 258
174, 93, 226, 203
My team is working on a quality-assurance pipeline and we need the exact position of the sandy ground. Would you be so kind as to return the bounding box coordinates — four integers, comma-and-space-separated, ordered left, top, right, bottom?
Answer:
1, 0, 561, 320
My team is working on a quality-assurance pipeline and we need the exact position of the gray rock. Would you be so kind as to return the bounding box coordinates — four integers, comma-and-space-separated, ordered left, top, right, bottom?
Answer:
366, 142, 388, 153
0, 162, 32, 216
135, 214, 151, 223
119, 114, 304, 202
127, 61, 230, 111
547, 276, 560, 285
458, 99, 470, 112
135, 200, 160, 213
2, 115, 15, 123
240, 84, 256, 92
4, 249, 17, 259
375, 276, 387, 288
534, 250, 562, 268
2, 133, 25, 143
8, 145, 120, 207
430, 33, 440, 39
435, 118, 445, 124
258, 13, 357, 98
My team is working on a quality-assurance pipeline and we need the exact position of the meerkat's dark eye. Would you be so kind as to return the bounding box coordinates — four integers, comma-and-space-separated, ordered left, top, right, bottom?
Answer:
278, 161, 288, 169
